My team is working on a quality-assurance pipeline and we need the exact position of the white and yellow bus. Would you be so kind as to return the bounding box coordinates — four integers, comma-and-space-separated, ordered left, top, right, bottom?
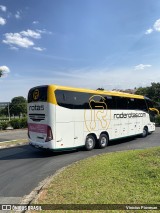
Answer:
27, 85, 158, 151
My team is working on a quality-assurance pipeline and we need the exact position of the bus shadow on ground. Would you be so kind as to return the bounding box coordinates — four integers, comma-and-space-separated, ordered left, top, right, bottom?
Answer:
0, 135, 146, 161
0, 145, 80, 160
108, 136, 137, 146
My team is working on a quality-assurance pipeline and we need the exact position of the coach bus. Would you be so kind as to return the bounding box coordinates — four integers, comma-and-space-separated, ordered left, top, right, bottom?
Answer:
27, 85, 158, 151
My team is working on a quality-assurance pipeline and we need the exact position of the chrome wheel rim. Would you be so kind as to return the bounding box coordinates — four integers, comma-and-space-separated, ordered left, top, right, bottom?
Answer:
101, 136, 107, 146
87, 138, 94, 149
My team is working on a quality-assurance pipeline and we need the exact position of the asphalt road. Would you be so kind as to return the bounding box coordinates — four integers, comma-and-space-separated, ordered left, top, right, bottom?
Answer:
0, 128, 160, 204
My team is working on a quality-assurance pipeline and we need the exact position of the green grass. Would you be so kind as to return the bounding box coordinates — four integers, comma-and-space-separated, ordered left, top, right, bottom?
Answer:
32, 147, 160, 213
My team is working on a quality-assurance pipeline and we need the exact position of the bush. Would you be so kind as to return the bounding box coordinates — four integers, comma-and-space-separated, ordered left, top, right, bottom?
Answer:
155, 115, 160, 125
0, 121, 9, 130
20, 117, 27, 128
10, 117, 27, 129
10, 119, 21, 129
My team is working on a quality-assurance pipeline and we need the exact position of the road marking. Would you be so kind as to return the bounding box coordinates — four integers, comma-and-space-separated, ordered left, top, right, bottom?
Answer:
0, 197, 21, 213
0, 140, 17, 143
0, 196, 21, 204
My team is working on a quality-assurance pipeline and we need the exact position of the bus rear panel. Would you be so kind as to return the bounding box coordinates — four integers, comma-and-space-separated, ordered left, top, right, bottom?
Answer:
28, 86, 55, 150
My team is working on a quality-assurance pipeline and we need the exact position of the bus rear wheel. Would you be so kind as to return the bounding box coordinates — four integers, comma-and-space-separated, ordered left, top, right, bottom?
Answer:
98, 134, 109, 148
85, 135, 96, 151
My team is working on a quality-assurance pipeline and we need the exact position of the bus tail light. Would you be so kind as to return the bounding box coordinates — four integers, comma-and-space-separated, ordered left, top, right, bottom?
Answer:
45, 125, 53, 142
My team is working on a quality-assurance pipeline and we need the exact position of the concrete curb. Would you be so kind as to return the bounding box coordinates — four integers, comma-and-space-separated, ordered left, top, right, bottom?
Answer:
18, 155, 97, 213
19, 166, 68, 213
0, 128, 27, 133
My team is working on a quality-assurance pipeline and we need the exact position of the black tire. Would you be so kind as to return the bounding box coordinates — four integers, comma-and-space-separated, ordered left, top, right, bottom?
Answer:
85, 135, 96, 151
98, 133, 109, 148
142, 127, 148, 138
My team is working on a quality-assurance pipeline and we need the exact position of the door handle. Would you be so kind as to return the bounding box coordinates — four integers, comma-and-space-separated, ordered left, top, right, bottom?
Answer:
74, 137, 78, 139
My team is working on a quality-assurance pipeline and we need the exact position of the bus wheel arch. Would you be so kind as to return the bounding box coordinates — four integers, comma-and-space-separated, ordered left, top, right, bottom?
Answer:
85, 133, 97, 151
98, 132, 109, 148
142, 126, 148, 137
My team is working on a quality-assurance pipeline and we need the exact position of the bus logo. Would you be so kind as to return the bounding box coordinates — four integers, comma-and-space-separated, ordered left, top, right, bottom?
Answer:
84, 95, 111, 132
33, 89, 39, 100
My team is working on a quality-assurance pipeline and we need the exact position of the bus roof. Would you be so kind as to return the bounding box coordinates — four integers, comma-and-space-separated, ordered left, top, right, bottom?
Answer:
48, 84, 144, 99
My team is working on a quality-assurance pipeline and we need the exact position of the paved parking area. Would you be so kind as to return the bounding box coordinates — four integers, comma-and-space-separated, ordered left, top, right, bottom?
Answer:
0, 129, 27, 142
0, 127, 159, 206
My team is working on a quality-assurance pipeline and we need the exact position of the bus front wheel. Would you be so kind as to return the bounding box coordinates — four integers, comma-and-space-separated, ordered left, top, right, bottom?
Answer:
98, 134, 109, 148
85, 135, 96, 151
142, 127, 148, 137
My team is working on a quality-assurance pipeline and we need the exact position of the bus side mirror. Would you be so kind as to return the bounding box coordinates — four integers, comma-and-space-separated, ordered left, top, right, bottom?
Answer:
149, 108, 159, 115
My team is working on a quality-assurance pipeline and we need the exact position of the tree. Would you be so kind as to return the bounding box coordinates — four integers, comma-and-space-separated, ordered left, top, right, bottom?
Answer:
0, 66, 10, 77
10, 96, 27, 118
0, 70, 3, 77
149, 82, 160, 102
97, 88, 104, 91
135, 83, 160, 103
135, 87, 148, 96
0, 107, 8, 117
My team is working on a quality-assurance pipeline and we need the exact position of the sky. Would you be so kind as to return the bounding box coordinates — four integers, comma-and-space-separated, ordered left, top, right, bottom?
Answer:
1, 0, 160, 101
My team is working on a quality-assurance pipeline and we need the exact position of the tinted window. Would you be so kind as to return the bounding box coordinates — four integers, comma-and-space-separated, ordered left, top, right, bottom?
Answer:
127, 98, 137, 109
28, 86, 48, 103
55, 90, 117, 109
104, 96, 117, 109
116, 97, 128, 109
145, 98, 153, 109
55, 90, 74, 109
89, 95, 107, 110
55, 90, 91, 109
73, 92, 90, 109
135, 99, 148, 111
56, 90, 148, 110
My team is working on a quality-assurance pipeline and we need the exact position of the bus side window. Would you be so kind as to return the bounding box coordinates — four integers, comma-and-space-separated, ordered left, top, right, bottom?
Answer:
63, 94, 66, 101
127, 98, 137, 110
116, 97, 128, 109
104, 96, 116, 109
72, 92, 90, 109
135, 99, 148, 112
55, 90, 74, 109
145, 99, 153, 110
